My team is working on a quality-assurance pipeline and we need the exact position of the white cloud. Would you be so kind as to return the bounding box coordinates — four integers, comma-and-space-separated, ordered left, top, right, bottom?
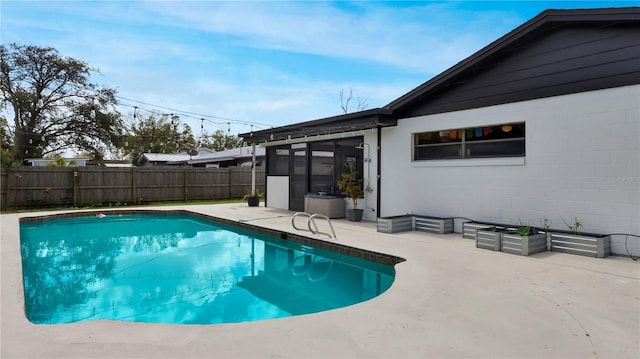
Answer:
1, 0, 527, 133
140, 1, 521, 73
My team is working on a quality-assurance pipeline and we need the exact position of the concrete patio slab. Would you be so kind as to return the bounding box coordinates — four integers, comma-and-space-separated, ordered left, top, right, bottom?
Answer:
2, 203, 638, 358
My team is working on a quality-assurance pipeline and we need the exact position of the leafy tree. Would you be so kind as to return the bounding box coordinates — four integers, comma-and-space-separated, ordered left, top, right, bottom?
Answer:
0, 115, 17, 168
0, 43, 123, 163
200, 129, 243, 151
122, 112, 196, 165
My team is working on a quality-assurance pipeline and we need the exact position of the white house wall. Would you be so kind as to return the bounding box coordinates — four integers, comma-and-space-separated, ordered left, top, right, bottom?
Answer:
380, 85, 639, 255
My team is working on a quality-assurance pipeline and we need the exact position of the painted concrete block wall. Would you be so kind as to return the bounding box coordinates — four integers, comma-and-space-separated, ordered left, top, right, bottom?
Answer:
380, 85, 639, 256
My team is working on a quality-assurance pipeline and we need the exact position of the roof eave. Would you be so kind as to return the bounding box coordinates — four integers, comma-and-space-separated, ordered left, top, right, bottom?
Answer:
240, 108, 395, 144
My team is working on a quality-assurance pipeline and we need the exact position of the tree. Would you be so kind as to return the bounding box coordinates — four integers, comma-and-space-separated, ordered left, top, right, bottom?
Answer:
0, 43, 123, 163
122, 112, 196, 165
339, 88, 368, 114
0, 115, 17, 168
200, 129, 243, 152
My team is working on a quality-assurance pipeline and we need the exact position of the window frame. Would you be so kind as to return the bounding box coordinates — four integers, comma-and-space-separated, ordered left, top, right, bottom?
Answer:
413, 122, 525, 161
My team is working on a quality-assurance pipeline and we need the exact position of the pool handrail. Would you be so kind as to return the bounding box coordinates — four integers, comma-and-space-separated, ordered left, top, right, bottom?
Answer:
291, 212, 337, 239
308, 213, 337, 239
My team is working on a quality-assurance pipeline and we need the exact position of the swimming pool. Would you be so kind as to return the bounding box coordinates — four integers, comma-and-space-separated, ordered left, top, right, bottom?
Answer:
19, 210, 402, 325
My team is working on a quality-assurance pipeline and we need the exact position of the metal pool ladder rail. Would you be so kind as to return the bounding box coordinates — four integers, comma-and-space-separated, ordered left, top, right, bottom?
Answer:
292, 212, 337, 239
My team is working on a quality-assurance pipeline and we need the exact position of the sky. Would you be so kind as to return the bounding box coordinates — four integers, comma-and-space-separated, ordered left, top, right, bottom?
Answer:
2, 0, 636, 137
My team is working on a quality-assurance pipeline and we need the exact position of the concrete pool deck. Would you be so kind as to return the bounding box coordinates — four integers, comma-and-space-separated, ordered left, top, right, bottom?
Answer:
1, 203, 639, 358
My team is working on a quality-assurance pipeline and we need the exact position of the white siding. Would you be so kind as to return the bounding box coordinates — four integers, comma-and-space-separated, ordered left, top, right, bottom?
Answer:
381, 85, 640, 255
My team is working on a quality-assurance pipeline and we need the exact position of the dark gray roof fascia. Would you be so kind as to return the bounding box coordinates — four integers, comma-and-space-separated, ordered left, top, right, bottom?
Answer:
240, 108, 395, 143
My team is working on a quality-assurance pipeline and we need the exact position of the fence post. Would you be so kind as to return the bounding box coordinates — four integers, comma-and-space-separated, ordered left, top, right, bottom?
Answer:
5, 170, 12, 210
184, 167, 188, 201
73, 171, 78, 207
131, 167, 136, 204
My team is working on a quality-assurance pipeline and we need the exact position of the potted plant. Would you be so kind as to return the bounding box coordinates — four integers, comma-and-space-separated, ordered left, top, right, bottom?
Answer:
501, 220, 547, 256
243, 189, 263, 207
337, 161, 364, 222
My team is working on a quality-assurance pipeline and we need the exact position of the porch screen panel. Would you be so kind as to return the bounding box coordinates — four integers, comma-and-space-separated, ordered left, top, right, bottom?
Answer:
267, 146, 289, 175
310, 142, 335, 194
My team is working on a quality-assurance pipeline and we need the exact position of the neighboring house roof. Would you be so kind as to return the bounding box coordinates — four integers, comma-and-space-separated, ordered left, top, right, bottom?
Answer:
241, 7, 639, 144
140, 153, 191, 163
25, 158, 89, 167
140, 146, 265, 166
386, 7, 640, 118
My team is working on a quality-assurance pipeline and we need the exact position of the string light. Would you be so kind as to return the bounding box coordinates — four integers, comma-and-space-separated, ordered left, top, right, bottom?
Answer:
115, 95, 380, 142
114, 95, 271, 130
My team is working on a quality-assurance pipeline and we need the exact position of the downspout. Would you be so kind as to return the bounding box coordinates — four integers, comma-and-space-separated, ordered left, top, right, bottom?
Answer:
376, 126, 382, 218
251, 143, 256, 195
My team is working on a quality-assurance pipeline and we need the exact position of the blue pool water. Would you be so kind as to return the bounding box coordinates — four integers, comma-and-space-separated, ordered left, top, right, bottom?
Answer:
20, 212, 396, 324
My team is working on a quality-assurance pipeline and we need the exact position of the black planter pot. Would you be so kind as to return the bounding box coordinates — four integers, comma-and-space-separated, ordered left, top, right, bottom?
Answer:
346, 208, 364, 222
246, 196, 260, 207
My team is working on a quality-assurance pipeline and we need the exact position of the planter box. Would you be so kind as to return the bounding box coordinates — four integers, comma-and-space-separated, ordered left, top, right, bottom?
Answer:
414, 216, 453, 234
476, 227, 502, 251
550, 232, 611, 258
501, 232, 548, 256
377, 215, 413, 233
463, 222, 493, 240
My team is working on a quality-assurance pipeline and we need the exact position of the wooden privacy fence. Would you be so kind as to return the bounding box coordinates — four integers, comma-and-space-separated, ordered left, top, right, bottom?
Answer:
0, 167, 265, 210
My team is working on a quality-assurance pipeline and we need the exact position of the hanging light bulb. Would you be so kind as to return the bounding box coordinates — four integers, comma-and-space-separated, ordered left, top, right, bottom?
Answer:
270, 134, 274, 141
133, 106, 138, 119
227, 122, 231, 132
41, 135, 45, 142
29, 138, 33, 144
37, 98, 44, 108
90, 109, 96, 118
